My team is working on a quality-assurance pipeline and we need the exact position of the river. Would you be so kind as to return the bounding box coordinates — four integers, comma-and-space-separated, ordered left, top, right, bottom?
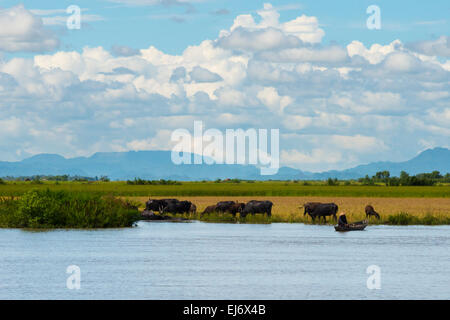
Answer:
0, 222, 449, 299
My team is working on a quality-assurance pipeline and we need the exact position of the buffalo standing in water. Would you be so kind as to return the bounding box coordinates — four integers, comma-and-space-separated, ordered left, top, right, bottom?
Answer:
305, 203, 338, 223
201, 201, 245, 217
301, 202, 322, 217
215, 201, 236, 213
241, 200, 273, 218
216, 201, 246, 217
202, 205, 217, 216
145, 199, 178, 212
162, 200, 193, 215
365, 205, 380, 219
228, 203, 245, 217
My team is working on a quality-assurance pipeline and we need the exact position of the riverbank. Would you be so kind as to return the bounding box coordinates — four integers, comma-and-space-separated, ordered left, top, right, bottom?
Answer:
1, 188, 448, 227
0, 190, 140, 228
135, 196, 450, 225
151, 212, 450, 225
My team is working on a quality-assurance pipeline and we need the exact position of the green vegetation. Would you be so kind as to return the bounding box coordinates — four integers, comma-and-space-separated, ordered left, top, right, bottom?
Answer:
1, 174, 111, 182
359, 170, 450, 186
385, 212, 450, 225
0, 171, 448, 226
0, 180, 448, 198
0, 189, 140, 229
126, 178, 182, 185
159, 211, 450, 225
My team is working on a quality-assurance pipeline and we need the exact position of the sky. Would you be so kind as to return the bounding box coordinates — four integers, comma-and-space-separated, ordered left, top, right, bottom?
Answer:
0, 0, 449, 172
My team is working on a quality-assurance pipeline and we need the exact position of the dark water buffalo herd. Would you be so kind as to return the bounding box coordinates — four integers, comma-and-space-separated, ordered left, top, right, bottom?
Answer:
144, 198, 381, 221
145, 199, 273, 218
300, 202, 381, 222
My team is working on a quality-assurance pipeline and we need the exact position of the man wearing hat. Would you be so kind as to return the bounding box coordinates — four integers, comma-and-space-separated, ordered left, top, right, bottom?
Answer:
338, 211, 349, 227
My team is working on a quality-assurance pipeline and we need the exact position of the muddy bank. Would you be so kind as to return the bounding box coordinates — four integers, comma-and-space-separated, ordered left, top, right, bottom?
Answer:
140, 210, 189, 222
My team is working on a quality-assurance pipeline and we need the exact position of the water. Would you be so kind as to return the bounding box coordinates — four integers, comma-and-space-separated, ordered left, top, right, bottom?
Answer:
0, 222, 449, 299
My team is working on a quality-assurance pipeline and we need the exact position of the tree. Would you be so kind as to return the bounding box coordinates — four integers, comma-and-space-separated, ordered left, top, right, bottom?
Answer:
430, 171, 442, 179
327, 178, 338, 186
375, 171, 390, 186
399, 171, 410, 185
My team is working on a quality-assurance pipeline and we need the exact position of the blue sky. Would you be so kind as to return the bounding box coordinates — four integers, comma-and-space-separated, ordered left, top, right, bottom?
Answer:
3, 0, 449, 55
0, 1, 449, 172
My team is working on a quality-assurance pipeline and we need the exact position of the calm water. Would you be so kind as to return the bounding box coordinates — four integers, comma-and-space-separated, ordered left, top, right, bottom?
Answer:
0, 221, 449, 299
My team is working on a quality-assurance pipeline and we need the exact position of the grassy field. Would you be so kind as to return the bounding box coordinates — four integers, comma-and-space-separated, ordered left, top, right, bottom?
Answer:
0, 181, 448, 225
132, 196, 450, 225
0, 181, 449, 197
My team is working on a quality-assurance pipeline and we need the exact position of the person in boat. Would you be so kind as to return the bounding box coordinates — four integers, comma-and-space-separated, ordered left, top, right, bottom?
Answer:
338, 212, 349, 227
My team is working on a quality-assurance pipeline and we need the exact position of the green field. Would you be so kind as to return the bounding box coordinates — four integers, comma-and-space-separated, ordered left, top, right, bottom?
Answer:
0, 181, 449, 198
0, 181, 449, 226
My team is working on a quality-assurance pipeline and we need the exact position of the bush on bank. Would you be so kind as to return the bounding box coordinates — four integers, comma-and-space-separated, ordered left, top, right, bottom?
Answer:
0, 189, 140, 228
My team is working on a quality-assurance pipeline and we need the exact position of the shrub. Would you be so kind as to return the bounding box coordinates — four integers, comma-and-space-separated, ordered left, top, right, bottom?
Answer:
0, 189, 140, 228
387, 212, 418, 225
327, 178, 338, 186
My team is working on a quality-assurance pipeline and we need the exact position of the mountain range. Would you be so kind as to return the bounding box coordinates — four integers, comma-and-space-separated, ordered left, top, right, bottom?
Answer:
0, 147, 448, 180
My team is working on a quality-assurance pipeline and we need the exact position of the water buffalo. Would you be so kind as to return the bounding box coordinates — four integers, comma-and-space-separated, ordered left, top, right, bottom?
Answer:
365, 205, 380, 219
228, 202, 245, 217
202, 205, 217, 216
162, 200, 192, 215
307, 203, 338, 223
215, 201, 236, 213
301, 202, 323, 216
145, 199, 178, 212
141, 210, 169, 221
189, 203, 197, 214
241, 200, 273, 218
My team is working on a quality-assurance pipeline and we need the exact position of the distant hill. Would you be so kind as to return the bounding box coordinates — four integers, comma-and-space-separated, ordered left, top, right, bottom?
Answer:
0, 148, 448, 180
313, 147, 450, 179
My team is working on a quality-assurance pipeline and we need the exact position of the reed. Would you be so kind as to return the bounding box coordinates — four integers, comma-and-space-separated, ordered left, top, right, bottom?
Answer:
0, 189, 140, 228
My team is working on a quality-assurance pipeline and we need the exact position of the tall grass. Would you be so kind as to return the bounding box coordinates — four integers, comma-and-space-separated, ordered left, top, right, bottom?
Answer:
0, 189, 140, 228
385, 212, 450, 225
0, 181, 449, 198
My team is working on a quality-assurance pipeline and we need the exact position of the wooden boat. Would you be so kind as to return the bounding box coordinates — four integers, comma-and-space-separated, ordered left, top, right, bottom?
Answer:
335, 220, 368, 232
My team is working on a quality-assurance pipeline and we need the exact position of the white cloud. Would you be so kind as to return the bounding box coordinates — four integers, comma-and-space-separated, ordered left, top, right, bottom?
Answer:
347, 40, 402, 64
0, 5, 59, 52
408, 36, 450, 57
219, 27, 300, 51
383, 52, 420, 72
259, 46, 348, 63
126, 130, 174, 151
330, 135, 387, 152
257, 87, 293, 114
189, 66, 223, 83
281, 148, 342, 166
30, 8, 104, 26
0, 3, 448, 172
219, 2, 325, 50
